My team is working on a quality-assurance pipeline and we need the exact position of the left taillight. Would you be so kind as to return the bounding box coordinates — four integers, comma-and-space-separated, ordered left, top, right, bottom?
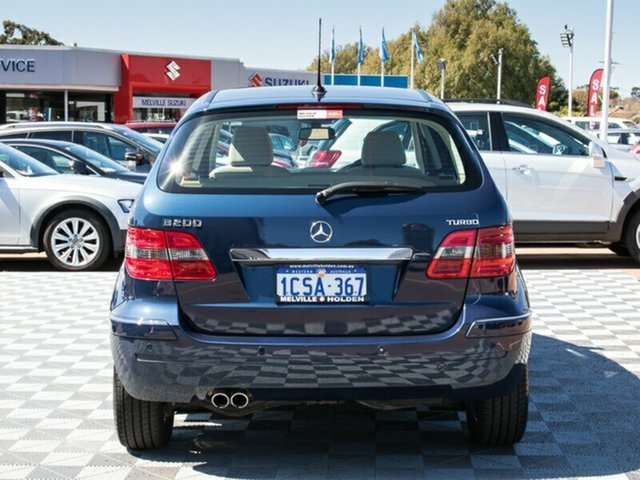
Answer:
427, 225, 515, 279
125, 227, 217, 281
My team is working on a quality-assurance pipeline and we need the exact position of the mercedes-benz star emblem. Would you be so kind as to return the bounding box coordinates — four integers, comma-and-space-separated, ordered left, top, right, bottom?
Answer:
310, 221, 333, 243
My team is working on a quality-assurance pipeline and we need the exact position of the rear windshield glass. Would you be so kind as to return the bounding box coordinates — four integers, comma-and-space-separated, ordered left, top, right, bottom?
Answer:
157, 110, 481, 193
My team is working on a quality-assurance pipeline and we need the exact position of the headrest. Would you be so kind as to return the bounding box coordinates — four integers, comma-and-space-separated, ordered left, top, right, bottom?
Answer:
361, 131, 406, 167
228, 127, 273, 166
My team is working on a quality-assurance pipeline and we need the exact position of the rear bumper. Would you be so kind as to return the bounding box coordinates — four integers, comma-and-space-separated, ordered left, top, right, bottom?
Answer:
111, 303, 532, 404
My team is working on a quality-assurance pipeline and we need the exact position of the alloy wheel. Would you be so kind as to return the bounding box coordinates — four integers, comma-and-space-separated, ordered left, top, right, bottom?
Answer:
50, 217, 101, 268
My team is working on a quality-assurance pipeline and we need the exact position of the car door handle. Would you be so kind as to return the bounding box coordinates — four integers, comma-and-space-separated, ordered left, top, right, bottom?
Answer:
514, 165, 533, 175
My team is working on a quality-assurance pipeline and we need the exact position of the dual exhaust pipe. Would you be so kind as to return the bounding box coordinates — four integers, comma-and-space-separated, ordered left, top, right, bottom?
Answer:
211, 390, 250, 410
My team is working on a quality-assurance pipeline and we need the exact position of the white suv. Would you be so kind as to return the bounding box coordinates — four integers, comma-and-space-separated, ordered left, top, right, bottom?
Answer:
449, 101, 640, 262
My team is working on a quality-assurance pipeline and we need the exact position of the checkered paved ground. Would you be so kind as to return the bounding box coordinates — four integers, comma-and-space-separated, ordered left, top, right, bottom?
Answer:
0, 268, 639, 480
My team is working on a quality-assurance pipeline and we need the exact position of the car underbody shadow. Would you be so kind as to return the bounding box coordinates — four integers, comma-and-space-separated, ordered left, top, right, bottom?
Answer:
127, 333, 640, 479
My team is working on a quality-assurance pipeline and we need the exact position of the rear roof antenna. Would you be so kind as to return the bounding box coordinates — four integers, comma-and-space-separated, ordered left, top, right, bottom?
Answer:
312, 18, 327, 100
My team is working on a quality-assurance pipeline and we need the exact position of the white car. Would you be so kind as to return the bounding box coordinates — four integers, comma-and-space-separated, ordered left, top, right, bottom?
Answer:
450, 101, 640, 262
0, 142, 140, 270
564, 116, 640, 150
565, 116, 638, 131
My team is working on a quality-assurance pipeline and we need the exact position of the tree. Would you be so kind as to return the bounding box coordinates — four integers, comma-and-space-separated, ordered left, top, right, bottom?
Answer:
419, 0, 562, 106
307, 1, 567, 111
0, 20, 63, 45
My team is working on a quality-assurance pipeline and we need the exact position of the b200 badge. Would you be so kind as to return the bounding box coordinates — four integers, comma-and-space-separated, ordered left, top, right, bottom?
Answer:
163, 218, 202, 228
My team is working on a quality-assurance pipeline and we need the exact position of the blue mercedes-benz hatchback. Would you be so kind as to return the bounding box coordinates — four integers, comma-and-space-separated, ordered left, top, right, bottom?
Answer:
111, 85, 531, 449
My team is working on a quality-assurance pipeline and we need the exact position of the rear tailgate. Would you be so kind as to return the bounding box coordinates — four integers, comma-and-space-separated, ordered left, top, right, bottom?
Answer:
152, 192, 486, 336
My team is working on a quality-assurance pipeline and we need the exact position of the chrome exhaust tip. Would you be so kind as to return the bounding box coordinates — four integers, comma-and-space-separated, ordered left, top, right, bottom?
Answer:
230, 391, 250, 409
211, 392, 230, 409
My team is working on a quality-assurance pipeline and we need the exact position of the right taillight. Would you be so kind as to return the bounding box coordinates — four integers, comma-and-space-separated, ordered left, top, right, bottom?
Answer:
125, 227, 216, 281
309, 149, 342, 168
427, 225, 515, 279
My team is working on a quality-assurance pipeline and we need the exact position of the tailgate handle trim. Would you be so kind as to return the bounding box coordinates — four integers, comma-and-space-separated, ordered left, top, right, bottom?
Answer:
229, 247, 413, 263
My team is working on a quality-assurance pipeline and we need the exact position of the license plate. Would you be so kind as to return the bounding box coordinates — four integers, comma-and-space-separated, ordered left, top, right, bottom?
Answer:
276, 266, 367, 303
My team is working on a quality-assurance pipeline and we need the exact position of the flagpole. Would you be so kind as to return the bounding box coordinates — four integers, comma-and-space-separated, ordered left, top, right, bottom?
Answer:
357, 26, 363, 86
380, 27, 385, 87
330, 27, 335, 85
410, 34, 415, 89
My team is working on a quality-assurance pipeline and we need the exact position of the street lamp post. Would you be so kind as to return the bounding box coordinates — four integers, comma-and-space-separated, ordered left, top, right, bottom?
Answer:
490, 48, 504, 100
437, 58, 446, 99
560, 25, 575, 117
601, 0, 614, 142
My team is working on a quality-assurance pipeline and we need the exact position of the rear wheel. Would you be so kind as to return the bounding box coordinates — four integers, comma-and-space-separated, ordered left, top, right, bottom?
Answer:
113, 369, 174, 449
624, 211, 640, 264
466, 367, 528, 446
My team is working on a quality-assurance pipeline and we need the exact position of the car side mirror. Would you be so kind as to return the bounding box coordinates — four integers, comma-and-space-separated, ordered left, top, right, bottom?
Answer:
71, 159, 89, 175
589, 141, 605, 168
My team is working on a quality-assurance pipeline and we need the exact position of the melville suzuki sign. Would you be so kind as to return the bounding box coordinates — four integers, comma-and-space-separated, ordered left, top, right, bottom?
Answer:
0, 58, 36, 73
132, 96, 195, 109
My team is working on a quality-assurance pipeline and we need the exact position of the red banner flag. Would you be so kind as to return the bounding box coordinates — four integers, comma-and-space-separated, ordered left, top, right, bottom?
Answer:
588, 68, 604, 117
535, 76, 551, 111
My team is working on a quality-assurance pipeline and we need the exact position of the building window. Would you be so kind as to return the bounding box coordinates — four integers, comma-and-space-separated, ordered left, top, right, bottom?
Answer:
3, 91, 113, 124
67, 92, 112, 122
6, 91, 64, 122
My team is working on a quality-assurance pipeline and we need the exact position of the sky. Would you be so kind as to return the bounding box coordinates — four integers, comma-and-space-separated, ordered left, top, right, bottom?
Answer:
1, 0, 636, 97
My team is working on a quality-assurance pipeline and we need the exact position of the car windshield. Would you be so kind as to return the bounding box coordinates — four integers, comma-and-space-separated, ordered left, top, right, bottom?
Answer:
157, 110, 480, 193
64, 144, 129, 173
112, 126, 163, 155
0, 143, 58, 177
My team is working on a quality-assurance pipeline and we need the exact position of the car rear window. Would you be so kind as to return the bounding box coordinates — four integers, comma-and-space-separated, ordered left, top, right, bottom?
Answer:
157, 110, 481, 193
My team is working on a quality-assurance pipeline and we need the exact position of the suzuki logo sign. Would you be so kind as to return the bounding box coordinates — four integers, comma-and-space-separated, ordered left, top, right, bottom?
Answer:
249, 72, 311, 88
165, 60, 181, 81
249, 73, 263, 87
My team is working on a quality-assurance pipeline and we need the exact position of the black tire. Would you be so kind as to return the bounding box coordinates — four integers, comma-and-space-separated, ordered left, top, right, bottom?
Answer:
113, 369, 174, 449
43, 208, 111, 271
624, 211, 640, 264
609, 243, 630, 257
466, 367, 529, 446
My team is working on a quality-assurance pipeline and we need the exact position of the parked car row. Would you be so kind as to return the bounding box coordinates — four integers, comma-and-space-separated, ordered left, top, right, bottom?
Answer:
0, 142, 140, 270
3, 100, 640, 271
0, 123, 160, 271
0, 121, 164, 172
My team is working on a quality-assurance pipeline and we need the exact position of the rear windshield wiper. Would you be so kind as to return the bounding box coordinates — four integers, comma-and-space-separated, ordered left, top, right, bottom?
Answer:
316, 181, 426, 205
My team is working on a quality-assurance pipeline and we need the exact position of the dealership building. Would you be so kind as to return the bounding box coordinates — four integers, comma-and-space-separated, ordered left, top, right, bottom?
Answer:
0, 45, 316, 124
